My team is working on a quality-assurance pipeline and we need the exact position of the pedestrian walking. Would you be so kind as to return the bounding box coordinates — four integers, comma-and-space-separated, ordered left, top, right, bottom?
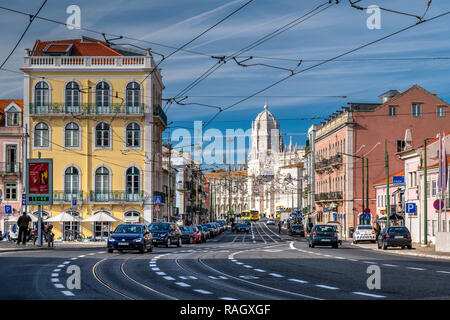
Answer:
278, 220, 282, 234
17, 212, 31, 245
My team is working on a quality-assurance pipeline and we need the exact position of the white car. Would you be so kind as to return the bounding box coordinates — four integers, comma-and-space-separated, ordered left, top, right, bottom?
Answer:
266, 219, 275, 225
353, 225, 376, 243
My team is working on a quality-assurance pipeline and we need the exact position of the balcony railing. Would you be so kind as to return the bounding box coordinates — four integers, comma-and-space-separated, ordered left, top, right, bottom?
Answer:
315, 155, 342, 173
314, 192, 343, 202
30, 103, 145, 115
53, 191, 84, 202
25, 56, 151, 69
89, 191, 146, 202
0, 162, 21, 174
153, 104, 167, 126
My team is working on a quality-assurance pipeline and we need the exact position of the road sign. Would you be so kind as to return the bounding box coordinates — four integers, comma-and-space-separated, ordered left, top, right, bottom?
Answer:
22, 193, 26, 200
392, 176, 405, 185
22, 199, 26, 206
323, 208, 328, 212
434, 199, 444, 210
154, 196, 162, 205
5, 205, 12, 215
364, 208, 371, 214
406, 203, 417, 214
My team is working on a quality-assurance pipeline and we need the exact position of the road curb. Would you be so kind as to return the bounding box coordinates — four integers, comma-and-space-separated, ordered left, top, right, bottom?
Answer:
0, 247, 54, 253
351, 243, 450, 261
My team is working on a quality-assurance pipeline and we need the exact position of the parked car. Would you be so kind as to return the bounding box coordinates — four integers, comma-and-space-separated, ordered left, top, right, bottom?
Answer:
196, 225, 209, 241
326, 221, 343, 245
179, 226, 195, 244
266, 219, 275, 225
149, 222, 182, 247
107, 224, 152, 254
353, 224, 376, 244
243, 219, 252, 226
308, 224, 338, 248
202, 224, 215, 237
288, 224, 305, 237
191, 226, 202, 243
234, 223, 250, 233
217, 220, 228, 230
377, 226, 412, 250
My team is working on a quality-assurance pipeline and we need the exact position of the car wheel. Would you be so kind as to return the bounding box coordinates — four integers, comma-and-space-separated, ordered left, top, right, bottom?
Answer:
372, 240, 376, 244
139, 248, 145, 254
189, 237, 193, 244
311, 243, 315, 248
402, 246, 406, 250
166, 238, 171, 248
177, 238, 182, 247
353, 239, 357, 244
108, 249, 113, 253
407, 245, 412, 249
332, 243, 338, 249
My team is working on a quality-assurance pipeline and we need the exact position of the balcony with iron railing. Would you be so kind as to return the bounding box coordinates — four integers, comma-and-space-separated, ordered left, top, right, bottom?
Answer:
89, 191, 146, 202
315, 154, 343, 173
30, 103, 145, 115
314, 192, 343, 202
0, 162, 21, 174
153, 104, 167, 126
53, 191, 84, 202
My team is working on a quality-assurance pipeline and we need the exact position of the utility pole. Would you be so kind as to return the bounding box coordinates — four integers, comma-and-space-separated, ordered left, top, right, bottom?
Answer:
385, 140, 390, 228
424, 139, 428, 245
366, 157, 369, 224
167, 143, 172, 222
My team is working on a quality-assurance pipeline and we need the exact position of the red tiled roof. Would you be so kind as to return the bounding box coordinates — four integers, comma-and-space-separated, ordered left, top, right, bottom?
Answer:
374, 169, 405, 186
31, 37, 122, 57
0, 99, 23, 113
427, 156, 450, 170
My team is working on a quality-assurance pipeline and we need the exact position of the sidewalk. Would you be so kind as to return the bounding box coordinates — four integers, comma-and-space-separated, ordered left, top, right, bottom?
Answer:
0, 240, 106, 253
351, 241, 450, 261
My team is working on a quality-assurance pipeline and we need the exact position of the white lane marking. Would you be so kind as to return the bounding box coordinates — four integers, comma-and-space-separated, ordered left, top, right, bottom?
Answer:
78, 255, 86, 258
218, 276, 228, 279
348, 259, 358, 262
54, 283, 65, 289
188, 276, 198, 280
193, 289, 213, 295
51, 278, 59, 283
62, 261, 70, 265
220, 297, 238, 300
363, 261, 376, 264
437, 271, 450, 274
315, 284, 339, 290
61, 291, 75, 296
334, 256, 345, 260
88, 253, 95, 255
288, 278, 308, 284
53, 269, 61, 272
151, 267, 160, 271
156, 272, 166, 276
149, 264, 156, 267
253, 269, 266, 272
97, 251, 104, 254
70, 257, 78, 260
382, 264, 398, 267
289, 241, 296, 250
163, 276, 175, 281
323, 254, 331, 257
269, 273, 284, 278
239, 275, 259, 280
175, 282, 191, 287
150, 259, 157, 262
407, 267, 425, 271
235, 262, 244, 265
353, 292, 386, 298
51, 273, 59, 277
208, 276, 219, 279
57, 265, 65, 268
243, 265, 253, 268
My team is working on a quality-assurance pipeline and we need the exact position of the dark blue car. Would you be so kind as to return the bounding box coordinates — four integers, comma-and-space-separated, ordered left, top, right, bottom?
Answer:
107, 224, 153, 254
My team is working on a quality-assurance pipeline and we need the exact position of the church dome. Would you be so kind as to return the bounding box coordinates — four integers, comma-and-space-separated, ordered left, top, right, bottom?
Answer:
255, 104, 279, 130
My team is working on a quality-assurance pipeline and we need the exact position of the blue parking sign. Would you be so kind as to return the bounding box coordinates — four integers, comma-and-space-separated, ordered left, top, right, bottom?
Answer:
5, 205, 12, 215
406, 203, 416, 214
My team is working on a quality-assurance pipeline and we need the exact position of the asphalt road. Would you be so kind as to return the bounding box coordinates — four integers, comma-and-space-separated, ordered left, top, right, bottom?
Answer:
1, 221, 450, 300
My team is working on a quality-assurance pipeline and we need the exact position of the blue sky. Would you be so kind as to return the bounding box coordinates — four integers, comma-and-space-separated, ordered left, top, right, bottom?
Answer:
0, 0, 449, 164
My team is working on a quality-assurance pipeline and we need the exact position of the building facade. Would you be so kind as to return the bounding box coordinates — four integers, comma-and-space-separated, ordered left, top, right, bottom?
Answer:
22, 37, 167, 240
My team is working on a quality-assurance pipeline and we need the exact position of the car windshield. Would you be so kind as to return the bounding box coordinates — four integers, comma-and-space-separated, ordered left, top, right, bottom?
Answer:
237, 223, 247, 227
315, 225, 336, 232
357, 226, 374, 230
114, 225, 143, 234
388, 227, 409, 233
149, 223, 171, 231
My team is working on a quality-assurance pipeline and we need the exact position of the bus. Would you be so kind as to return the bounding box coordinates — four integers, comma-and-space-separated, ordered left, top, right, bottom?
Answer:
242, 210, 260, 222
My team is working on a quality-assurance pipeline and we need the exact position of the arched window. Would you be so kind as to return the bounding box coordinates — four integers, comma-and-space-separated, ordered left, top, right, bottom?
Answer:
126, 122, 140, 148
34, 122, 49, 147
34, 81, 49, 113
126, 167, 140, 200
95, 81, 110, 113
95, 122, 110, 148
126, 81, 140, 113
65, 122, 80, 148
65, 81, 80, 112
95, 167, 110, 201
124, 210, 141, 223
64, 167, 79, 200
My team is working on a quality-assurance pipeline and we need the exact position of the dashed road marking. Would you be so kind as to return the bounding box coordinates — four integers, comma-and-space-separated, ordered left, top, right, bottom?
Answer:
53, 269, 61, 272
151, 267, 160, 271
315, 284, 339, 290
253, 269, 266, 272
269, 273, 284, 278
407, 267, 425, 271
208, 276, 219, 279
353, 291, 385, 298
163, 276, 175, 281
193, 289, 213, 294
175, 282, 191, 287
437, 271, 450, 274
239, 275, 259, 280
243, 265, 253, 268
78, 255, 86, 258
57, 265, 65, 268
61, 291, 75, 296
363, 261, 376, 264
156, 272, 166, 276
219, 297, 238, 300
51, 278, 59, 283
70, 257, 78, 260
51, 273, 59, 277
54, 283, 65, 289
382, 264, 398, 267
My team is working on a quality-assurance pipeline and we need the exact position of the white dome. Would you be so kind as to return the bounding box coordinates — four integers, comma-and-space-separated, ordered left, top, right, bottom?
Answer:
254, 104, 279, 130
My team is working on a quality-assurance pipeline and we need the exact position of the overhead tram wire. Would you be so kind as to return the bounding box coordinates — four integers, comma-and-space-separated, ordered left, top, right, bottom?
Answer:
0, 1, 48, 70
201, 10, 450, 129
165, 1, 337, 113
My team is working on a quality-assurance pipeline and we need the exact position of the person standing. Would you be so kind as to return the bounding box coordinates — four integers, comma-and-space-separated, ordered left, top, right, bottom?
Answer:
278, 220, 282, 234
17, 212, 32, 245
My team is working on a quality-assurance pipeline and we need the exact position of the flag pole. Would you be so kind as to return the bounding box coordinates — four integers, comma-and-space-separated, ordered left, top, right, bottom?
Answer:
438, 133, 442, 232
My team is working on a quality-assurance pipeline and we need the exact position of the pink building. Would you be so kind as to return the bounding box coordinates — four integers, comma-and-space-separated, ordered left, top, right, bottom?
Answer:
0, 99, 24, 234
312, 85, 450, 237
374, 170, 405, 227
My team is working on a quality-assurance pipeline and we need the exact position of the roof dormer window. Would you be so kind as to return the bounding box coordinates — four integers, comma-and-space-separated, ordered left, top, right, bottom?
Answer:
4, 103, 21, 127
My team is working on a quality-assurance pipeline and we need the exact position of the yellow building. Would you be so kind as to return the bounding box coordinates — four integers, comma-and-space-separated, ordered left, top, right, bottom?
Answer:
21, 37, 167, 240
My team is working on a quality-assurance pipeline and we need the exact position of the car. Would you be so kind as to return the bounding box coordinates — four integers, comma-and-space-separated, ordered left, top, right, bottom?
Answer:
217, 220, 228, 230
377, 226, 412, 250
149, 222, 182, 247
202, 224, 216, 237
288, 224, 305, 237
353, 224, 376, 244
234, 223, 250, 233
266, 219, 275, 225
326, 221, 343, 245
196, 225, 209, 241
243, 219, 252, 226
191, 226, 202, 243
107, 224, 152, 254
308, 224, 339, 248
179, 226, 195, 244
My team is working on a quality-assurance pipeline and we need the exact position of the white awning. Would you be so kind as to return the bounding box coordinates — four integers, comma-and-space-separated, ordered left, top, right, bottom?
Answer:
46, 212, 81, 222
6, 214, 38, 223
82, 211, 119, 222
